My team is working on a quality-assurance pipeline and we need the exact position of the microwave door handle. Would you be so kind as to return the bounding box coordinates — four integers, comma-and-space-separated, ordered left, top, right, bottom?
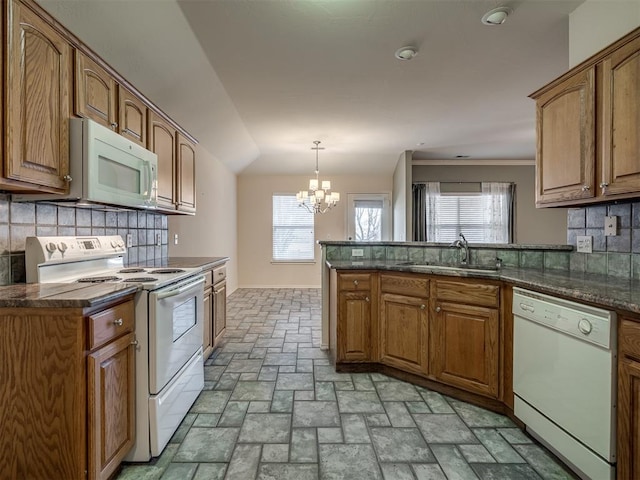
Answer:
156, 277, 205, 299
145, 162, 155, 203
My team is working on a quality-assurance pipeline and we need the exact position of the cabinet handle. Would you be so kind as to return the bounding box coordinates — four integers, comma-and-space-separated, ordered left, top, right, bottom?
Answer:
113, 318, 123, 326
435, 306, 441, 312
63, 175, 72, 182
353, 280, 359, 286
420, 304, 426, 310
581, 185, 590, 191
365, 296, 370, 302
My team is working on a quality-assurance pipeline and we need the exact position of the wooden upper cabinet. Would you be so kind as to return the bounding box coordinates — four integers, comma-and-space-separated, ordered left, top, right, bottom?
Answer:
119, 86, 147, 147
177, 133, 197, 213
4, 0, 71, 192
148, 111, 177, 210
601, 35, 640, 197
533, 67, 596, 206
75, 50, 118, 129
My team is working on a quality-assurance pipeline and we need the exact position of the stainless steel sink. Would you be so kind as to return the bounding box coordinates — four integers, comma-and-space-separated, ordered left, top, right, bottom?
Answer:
395, 261, 500, 274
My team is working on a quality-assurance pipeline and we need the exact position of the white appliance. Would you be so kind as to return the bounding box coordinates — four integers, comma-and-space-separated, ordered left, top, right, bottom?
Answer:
513, 287, 616, 480
14, 118, 158, 210
25, 235, 205, 461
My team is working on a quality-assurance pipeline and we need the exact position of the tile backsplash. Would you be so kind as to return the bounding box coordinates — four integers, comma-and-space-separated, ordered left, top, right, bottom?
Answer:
0, 194, 168, 285
567, 201, 640, 279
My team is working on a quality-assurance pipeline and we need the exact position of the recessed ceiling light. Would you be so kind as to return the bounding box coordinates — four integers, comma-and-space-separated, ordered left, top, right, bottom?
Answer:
481, 6, 512, 26
395, 46, 418, 61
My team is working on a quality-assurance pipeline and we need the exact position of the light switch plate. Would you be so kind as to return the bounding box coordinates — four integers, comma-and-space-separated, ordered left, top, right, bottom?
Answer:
174, 233, 179, 245
155, 233, 162, 247
351, 248, 364, 257
604, 215, 618, 236
576, 235, 593, 253
126, 233, 133, 248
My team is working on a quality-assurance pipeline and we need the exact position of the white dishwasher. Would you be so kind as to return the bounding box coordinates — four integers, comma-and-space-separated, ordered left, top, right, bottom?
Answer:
512, 287, 617, 480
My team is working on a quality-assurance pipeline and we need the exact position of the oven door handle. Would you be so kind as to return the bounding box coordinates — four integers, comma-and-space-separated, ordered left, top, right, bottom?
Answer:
156, 277, 205, 299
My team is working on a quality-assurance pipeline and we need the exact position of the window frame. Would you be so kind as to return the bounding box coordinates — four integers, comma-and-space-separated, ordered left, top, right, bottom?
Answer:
346, 193, 391, 242
271, 193, 316, 263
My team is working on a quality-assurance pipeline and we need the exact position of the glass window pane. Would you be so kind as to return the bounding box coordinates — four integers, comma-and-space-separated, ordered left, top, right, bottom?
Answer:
272, 194, 315, 261
354, 199, 382, 241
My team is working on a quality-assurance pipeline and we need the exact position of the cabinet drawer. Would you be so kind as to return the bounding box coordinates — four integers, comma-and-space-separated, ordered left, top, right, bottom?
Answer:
212, 265, 227, 285
434, 280, 499, 308
620, 318, 640, 360
380, 273, 429, 297
338, 273, 372, 291
203, 270, 213, 289
88, 300, 135, 350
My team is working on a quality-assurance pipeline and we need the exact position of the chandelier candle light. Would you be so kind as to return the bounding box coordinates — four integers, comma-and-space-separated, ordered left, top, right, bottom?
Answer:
296, 140, 340, 214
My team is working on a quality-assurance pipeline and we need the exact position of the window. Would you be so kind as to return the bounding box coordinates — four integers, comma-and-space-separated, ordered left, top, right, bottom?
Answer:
347, 193, 391, 241
272, 194, 315, 262
413, 182, 513, 243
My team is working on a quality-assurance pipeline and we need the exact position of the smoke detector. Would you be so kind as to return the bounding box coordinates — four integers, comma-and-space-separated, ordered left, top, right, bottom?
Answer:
394, 46, 418, 61
481, 7, 512, 25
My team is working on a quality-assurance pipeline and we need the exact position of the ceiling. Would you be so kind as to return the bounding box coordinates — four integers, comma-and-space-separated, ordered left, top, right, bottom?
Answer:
38, 0, 582, 176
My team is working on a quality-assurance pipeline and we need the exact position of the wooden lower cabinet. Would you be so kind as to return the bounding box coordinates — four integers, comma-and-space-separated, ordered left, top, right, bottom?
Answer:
0, 296, 136, 480
203, 282, 213, 359
338, 290, 372, 362
213, 279, 227, 346
380, 292, 428, 375
618, 317, 640, 479
430, 301, 499, 398
203, 263, 228, 357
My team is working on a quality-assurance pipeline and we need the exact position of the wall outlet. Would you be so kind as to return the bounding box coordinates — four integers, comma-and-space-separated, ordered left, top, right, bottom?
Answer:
126, 233, 133, 248
174, 233, 179, 245
576, 235, 593, 253
155, 233, 162, 246
351, 248, 364, 257
604, 215, 618, 236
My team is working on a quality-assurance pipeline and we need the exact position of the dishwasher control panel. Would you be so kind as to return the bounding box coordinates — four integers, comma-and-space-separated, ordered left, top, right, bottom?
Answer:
512, 287, 615, 349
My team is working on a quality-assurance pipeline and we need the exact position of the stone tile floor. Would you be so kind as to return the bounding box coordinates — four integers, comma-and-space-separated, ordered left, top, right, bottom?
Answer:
117, 288, 574, 480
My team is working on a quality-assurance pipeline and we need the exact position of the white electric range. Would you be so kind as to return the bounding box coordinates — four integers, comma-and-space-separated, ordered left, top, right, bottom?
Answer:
25, 235, 206, 461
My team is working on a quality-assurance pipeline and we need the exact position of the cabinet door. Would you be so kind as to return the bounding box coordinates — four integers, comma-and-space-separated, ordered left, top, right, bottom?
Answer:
601, 36, 640, 197
148, 111, 176, 209
338, 291, 372, 362
5, 0, 71, 191
534, 67, 595, 205
380, 293, 428, 375
213, 281, 227, 346
177, 133, 197, 213
203, 287, 213, 358
74, 51, 117, 129
431, 302, 499, 398
119, 86, 147, 147
88, 332, 135, 480
618, 357, 640, 480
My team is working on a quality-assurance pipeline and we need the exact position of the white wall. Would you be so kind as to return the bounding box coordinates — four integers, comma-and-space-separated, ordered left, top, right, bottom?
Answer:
237, 174, 393, 288
392, 151, 412, 241
168, 145, 239, 294
569, 0, 640, 67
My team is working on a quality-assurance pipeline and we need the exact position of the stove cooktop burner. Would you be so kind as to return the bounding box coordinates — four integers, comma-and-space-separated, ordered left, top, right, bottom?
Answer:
77, 275, 122, 283
124, 277, 159, 283
119, 268, 146, 273
150, 269, 185, 274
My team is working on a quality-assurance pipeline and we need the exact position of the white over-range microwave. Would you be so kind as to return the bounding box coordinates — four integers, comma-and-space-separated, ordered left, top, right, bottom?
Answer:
14, 118, 158, 210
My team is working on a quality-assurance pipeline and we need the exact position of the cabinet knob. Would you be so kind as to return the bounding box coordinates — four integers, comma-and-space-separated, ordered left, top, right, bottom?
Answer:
113, 318, 123, 326
600, 182, 609, 192
111, 122, 118, 129
131, 339, 139, 346
63, 175, 72, 182
353, 280, 359, 286
435, 306, 441, 312
365, 296, 370, 302
420, 304, 426, 310
581, 185, 590, 191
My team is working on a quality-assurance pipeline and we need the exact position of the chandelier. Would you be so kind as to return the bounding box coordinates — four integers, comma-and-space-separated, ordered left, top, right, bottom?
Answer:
296, 140, 340, 214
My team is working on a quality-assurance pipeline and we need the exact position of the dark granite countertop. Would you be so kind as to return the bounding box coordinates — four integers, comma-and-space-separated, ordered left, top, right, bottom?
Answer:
0, 283, 139, 308
319, 241, 573, 251
327, 260, 640, 316
132, 256, 229, 270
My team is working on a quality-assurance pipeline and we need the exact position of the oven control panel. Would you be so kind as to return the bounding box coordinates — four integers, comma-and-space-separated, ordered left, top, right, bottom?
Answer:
26, 235, 126, 263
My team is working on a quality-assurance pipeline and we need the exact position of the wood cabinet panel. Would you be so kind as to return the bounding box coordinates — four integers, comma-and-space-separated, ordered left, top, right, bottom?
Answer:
213, 280, 227, 345
203, 288, 213, 359
177, 133, 197, 213
434, 279, 500, 308
148, 111, 177, 210
118, 86, 147, 147
380, 292, 428, 375
5, 0, 71, 192
431, 301, 499, 398
88, 332, 135, 480
338, 291, 372, 362
88, 300, 135, 350
380, 273, 429, 297
338, 273, 372, 291
618, 355, 640, 480
601, 36, 640, 197
75, 50, 117, 129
